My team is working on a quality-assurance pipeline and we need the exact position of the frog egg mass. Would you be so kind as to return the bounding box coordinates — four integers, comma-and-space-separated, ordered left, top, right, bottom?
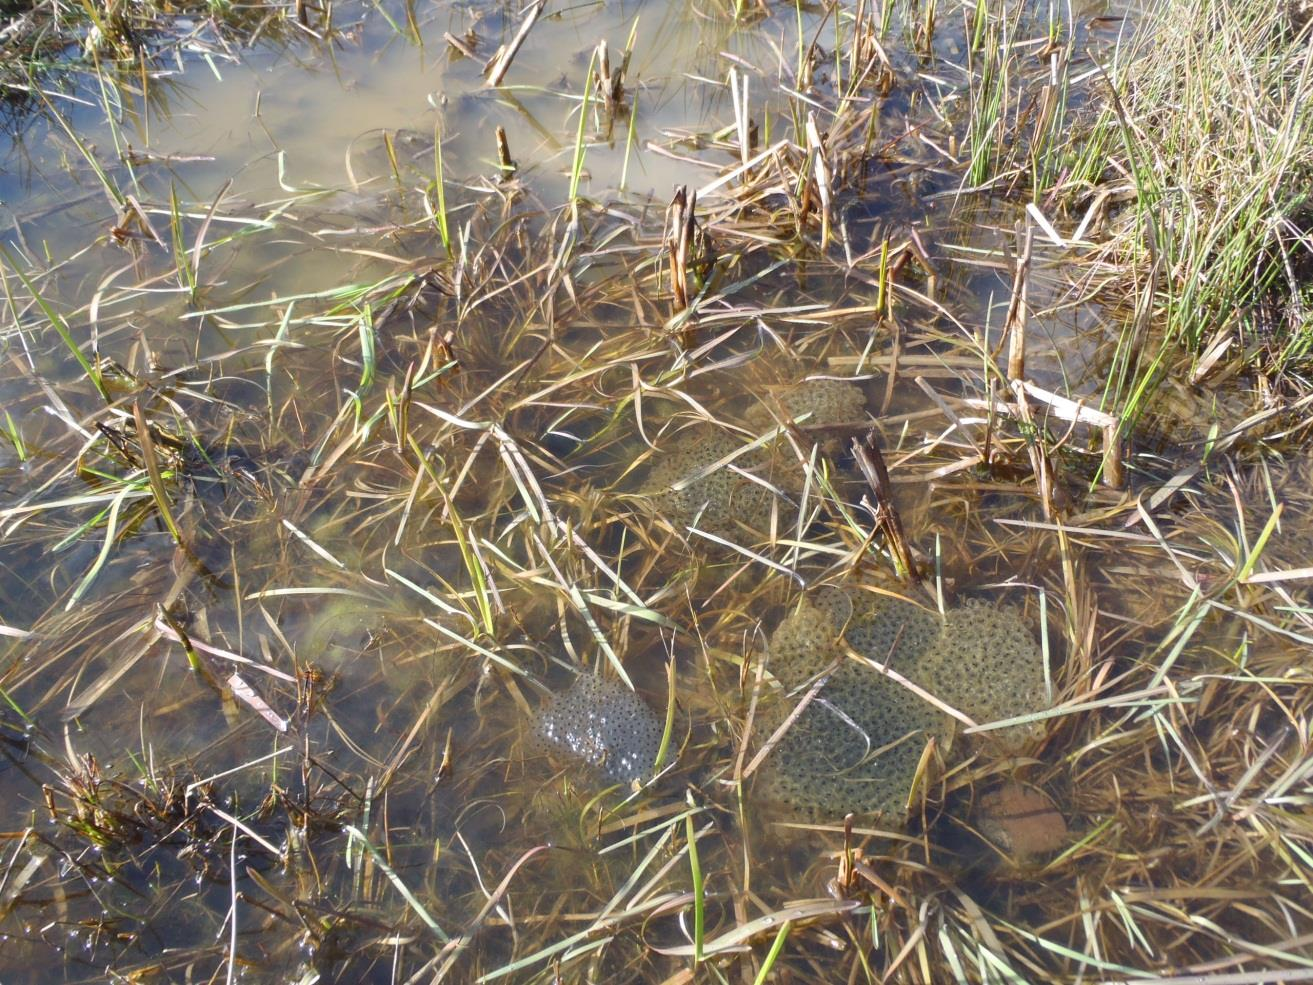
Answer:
841, 588, 943, 671
755, 587, 1050, 819
911, 601, 1048, 749
757, 593, 949, 820
635, 430, 779, 538
532, 675, 664, 785
760, 379, 869, 428
633, 380, 868, 540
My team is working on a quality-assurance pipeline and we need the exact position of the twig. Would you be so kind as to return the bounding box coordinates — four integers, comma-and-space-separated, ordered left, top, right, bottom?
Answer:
851, 429, 920, 582
483, 0, 547, 87
1003, 220, 1034, 383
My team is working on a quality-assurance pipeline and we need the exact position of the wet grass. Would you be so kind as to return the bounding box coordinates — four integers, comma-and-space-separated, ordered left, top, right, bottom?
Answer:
1, 0, 1312, 982
0, 0, 311, 125
1071, 0, 1313, 436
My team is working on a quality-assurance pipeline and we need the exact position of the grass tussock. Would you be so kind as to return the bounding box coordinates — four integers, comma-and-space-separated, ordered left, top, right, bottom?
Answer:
1080, 0, 1313, 415
1, 0, 318, 112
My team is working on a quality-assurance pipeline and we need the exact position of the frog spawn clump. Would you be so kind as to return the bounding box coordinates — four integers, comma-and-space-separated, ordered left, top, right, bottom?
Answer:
634, 380, 868, 540
912, 601, 1049, 749
841, 588, 942, 671
755, 591, 948, 820
756, 588, 1049, 820
635, 430, 780, 539
746, 379, 870, 430
531, 675, 663, 785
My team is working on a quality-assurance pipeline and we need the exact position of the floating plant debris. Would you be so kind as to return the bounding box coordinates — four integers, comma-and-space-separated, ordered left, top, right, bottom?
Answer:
531, 675, 663, 786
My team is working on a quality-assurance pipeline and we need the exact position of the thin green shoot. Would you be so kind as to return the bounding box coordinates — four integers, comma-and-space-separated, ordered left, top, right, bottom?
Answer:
1237, 505, 1283, 584
432, 122, 451, 255
384, 130, 404, 193
34, 85, 124, 209
651, 656, 677, 774
685, 802, 705, 965
345, 825, 450, 942
132, 402, 184, 548
1, 410, 26, 461
64, 483, 134, 611
266, 302, 295, 424
446, 496, 496, 638
753, 921, 792, 985
89, 48, 142, 200
369, 0, 408, 39
357, 304, 377, 396
169, 183, 196, 297
568, 49, 600, 206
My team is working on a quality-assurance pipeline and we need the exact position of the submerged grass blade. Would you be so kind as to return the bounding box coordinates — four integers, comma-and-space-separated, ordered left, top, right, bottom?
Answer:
344, 825, 449, 942
0, 246, 109, 402
752, 920, 792, 985
132, 401, 183, 547
685, 804, 704, 965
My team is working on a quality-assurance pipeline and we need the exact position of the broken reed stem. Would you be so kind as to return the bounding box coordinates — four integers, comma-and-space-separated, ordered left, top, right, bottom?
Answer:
905, 227, 937, 302
804, 113, 832, 247
1102, 424, 1124, 489
666, 185, 698, 315
1008, 381, 1055, 521
495, 126, 516, 177
1004, 220, 1033, 383
852, 429, 920, 583
444, 31, 478, 58
595, 39, 618, 115
483, 0, 547, 87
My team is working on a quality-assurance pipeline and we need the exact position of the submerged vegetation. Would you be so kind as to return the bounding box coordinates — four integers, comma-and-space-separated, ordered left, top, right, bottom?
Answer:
1, 0, 1312, 982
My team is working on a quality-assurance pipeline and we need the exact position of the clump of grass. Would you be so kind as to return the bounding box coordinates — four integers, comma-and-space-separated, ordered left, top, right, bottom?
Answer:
0, 0, 312, 113
1080, 0, 1313, 417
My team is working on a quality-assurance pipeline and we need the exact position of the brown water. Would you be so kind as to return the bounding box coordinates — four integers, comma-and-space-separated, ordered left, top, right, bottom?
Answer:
11, 2, 1307, 983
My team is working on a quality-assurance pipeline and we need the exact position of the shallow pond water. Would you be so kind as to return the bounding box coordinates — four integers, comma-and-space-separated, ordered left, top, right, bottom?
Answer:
6, 1, 1313, 983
